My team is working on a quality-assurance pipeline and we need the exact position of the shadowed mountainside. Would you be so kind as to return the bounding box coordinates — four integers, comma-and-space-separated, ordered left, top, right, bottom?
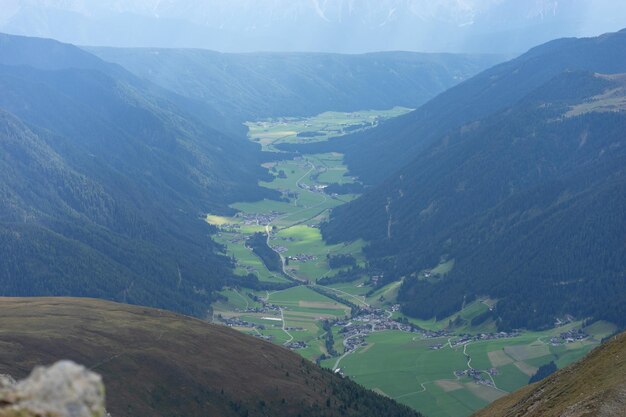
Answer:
319, 31, 626, 330
0, 33, 275, 316
89, 47, 503, 122
285, 29, 626, 184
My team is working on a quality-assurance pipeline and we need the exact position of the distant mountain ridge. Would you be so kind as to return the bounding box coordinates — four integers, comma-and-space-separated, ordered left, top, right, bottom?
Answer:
2, 0, 626, 53
88, 47, 502, 122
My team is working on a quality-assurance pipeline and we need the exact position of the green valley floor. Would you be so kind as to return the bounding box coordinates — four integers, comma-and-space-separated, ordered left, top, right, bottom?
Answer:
206, 108, 615, 417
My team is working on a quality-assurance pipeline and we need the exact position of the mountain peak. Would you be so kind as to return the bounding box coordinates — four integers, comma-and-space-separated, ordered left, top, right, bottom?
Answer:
2, 1, 626, 53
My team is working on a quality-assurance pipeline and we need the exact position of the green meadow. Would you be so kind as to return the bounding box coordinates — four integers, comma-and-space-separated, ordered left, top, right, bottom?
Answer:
246, 107, 412, 150
208, 107, 614, 416
321, 320, 611, 417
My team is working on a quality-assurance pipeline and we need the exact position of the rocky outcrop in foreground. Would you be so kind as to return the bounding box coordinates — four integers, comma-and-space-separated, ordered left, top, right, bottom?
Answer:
0, 361, 106, 417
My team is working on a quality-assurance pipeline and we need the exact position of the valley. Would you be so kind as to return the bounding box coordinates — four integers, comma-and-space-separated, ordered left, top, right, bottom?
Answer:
2, 13, 625, 417
207, 108, 616, 417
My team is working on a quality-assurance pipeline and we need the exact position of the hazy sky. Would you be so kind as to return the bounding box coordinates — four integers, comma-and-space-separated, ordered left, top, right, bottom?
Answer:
2, 0, 626, 53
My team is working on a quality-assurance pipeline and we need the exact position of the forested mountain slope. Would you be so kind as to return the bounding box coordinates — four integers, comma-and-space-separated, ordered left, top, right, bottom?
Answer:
0, 297, 421, 417
0, 32, 245, 136
0, 33, 274, 315
323, 70, 626, 330
287, 29, 626, 184
474, 331, 626, 417
89, 47, 502, 122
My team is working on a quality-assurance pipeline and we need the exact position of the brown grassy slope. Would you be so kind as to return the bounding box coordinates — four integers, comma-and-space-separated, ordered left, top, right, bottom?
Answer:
473, 331, 626, 417
0, 297, 420, 417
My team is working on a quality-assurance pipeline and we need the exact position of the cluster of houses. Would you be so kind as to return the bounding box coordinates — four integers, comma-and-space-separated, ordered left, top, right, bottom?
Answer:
549, 329, 588, 345
285, 326, 305, 332
351, 310, 415, 332
343, 334, 367, 352
333, 309, 419, 353
287, 254, 317, 263
234, 303, 281, 314
429, 331, 521, 350
335, 310, 525, 356
454, 368, 498, 387
285, 341, 308, 350
220, 317, 260, 329
219, 223, 241, 231
449, 331, 521, 348
238, 211, 282, 226
298, 182, 327, 193
423, 329, 451, 339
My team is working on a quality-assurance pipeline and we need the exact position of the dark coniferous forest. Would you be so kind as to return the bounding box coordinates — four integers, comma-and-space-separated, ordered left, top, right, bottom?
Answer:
319, 32, 626, 330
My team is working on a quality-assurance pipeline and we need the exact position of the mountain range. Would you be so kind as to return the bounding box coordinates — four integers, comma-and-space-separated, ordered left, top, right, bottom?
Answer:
2, 1, 626, 53
88, 47, 501, 122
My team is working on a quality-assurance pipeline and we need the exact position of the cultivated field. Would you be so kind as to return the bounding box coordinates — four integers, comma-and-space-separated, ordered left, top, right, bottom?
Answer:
321, 320, 615, 417
208, 108, 616, 417
246, 107, 411, 150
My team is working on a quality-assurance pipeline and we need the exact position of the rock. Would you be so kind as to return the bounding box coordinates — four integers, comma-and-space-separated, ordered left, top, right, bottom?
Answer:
0, 361, 106, 417
0, 374, 16, 388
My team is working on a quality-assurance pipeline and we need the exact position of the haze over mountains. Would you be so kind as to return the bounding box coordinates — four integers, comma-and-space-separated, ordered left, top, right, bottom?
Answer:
2, 1, 626, 53
89, 47, 501, 122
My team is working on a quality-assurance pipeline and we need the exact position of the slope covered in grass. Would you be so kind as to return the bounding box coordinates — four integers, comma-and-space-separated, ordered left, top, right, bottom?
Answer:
0, 297, 422, 417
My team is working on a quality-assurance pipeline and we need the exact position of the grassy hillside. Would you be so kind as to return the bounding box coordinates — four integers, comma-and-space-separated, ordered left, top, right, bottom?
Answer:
0, 297, 422, 417
0, 33, 276, 316
89, 47, 502, 122
473, 331, 626, 417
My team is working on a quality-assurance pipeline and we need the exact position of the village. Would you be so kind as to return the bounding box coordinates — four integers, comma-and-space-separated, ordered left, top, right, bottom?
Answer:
286, 253, 317, 263
238, 211, 283, 226
454, 368, 499, 388
549, 328, 589, 345
298, 182, 327, 193
448, 331, 522, 348
334, 307, 447, 353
